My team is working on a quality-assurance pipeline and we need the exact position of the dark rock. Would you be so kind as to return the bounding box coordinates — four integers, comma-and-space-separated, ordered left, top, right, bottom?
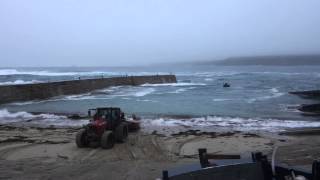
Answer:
171, 130, 216, 137
298, 104, 320, 114
243, 133, 260, 138
218, 132, 235, 137
68, 114, 82, 119
290, 90, 320, 99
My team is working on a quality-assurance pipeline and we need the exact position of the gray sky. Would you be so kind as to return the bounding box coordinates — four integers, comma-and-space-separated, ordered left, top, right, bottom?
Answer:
0, 0, 320, 67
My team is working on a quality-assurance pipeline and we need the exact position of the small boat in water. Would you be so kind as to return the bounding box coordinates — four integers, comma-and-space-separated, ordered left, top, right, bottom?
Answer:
223, 83, 230, 87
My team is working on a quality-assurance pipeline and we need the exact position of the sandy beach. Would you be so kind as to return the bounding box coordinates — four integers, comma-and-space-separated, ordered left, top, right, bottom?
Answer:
0, 124, 319, 180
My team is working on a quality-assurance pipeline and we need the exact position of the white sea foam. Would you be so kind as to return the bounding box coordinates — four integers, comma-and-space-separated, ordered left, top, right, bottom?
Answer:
9, 98, 63, 106
143, 116, 320, 132
169, 87, 195, 94
0, 109, 88, 127
9, 86, 156, 105
10, 101, 41, 106
133, 88, 155, 97
136, 99, 158, 102
0, 69, 79, 76
204, 78, 213, 81
63, 94, 95, 100
0, 80, 42, 85
61, 87, 156, 100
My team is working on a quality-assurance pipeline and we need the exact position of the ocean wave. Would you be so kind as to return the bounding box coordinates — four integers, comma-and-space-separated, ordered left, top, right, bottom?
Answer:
0, 69, 172, 77
169, 87, 196, 94
247, 88, 284, 103
175, 71, 320, 78
9, 86, 156, 105
136, 99, 158, 102
0, 80, 42, 85
212, 98, 234, 102
204, 78, 213, 81
103, 87, 156, 98
0, 69, 80, 76
63, 94, 98, 100
175, 72, 240, 77
142, 116, 320, 132
141, 82, 206, 87
251, 72, 318, 76
0, 109, 88, 127
133, 88, 155, 97
194, 72, 240, 77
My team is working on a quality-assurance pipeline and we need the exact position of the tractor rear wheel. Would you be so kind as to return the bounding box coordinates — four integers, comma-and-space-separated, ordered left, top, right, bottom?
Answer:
101, 131, 115, 149
76, 129, 88, 148
115, 123, 129, 143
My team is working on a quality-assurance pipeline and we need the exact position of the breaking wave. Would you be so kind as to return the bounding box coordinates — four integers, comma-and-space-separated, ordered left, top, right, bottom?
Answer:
0, 109, 88, 127
247, 88, 284, 103
0, 69, 79, 76
133, 88, 156, 97
0, 80, 42, 85
9, 86, 157, 105
212, 98, 234, 102
55, 87, 156, 100
0, 69, 171, 77
141, 82, 206, 87
169, 87, 196, 94
142, 116, 320, 132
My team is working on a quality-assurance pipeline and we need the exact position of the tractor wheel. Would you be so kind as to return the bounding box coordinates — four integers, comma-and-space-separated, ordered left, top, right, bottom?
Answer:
101, 131, 115, 149
76, 129, 88, 148
115, 123, 129, 143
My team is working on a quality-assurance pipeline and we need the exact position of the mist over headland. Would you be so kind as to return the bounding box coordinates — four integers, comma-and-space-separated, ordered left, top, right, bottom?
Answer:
192, 54, 320, 66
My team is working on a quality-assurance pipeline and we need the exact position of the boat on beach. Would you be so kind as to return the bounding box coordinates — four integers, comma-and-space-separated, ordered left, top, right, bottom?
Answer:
162, 148, 319, 180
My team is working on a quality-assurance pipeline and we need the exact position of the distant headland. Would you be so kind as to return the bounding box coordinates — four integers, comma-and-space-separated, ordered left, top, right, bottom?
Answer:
197, 54, 320, 66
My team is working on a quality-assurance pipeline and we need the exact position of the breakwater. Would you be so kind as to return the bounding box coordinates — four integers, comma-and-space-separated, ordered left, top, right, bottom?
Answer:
0, 75, 177, 104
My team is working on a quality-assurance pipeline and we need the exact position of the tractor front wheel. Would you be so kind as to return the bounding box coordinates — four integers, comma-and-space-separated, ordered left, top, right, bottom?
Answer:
101, 131, 115, 149
76, 129, 88, 148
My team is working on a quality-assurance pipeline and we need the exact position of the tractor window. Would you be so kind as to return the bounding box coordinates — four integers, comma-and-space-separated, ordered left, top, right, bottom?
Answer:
95, 109, 111, 119
111, 109, 119, 120
102, 109, 111, 119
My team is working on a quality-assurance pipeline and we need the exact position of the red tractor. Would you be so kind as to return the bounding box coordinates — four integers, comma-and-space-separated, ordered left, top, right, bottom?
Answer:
76, 107, 139, 149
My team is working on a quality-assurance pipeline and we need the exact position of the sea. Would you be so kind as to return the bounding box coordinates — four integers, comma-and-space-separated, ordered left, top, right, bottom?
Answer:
0, 65, 320, 133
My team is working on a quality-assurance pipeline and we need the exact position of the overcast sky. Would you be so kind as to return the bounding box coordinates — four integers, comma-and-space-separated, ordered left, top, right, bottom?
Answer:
0, 0, 320, 67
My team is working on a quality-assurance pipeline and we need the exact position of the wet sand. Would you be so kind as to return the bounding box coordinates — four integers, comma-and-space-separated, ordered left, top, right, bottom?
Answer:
0, 125, 319, 180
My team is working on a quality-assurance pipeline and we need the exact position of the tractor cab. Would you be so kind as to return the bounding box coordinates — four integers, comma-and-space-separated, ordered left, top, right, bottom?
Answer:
88, 107, 122, 130
76, 107, 139, 149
